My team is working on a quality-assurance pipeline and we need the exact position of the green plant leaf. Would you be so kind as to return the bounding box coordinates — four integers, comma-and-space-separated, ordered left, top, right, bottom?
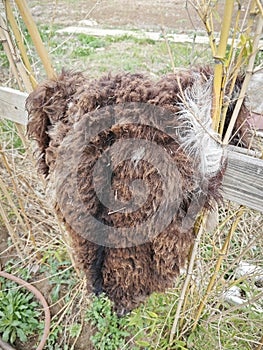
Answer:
240, 34, 247, 46
136, 340, 151, 347
10, 329, 17, 344
147, 311, 158, 318
15, 311, 22, 319
16, 327, 28, 342
2, 328, 11, 343
10, 320, 22, 327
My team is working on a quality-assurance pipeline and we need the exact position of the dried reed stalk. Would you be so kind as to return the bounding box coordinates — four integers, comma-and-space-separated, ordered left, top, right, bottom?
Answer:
255, 0, 263, 15
5, 0, 37, 89
0, 13, 33, 148
190, 1, 216, 56
223, 12, 263, 144
0, 140, 40, 256
0, 10, 42, 254
0, 15, 23, 90
0, 201, 23, 257
191, 206, 245, 331
256, 334, 263, 350
169, 211, 208, 344
1, 0, 62, 263
14, 0, 56, 79
219, 0, 257, 136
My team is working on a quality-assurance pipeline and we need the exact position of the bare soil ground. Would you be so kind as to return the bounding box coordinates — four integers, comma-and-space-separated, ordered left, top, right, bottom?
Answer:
28, 0, 251, 32
29, 0, 204, 31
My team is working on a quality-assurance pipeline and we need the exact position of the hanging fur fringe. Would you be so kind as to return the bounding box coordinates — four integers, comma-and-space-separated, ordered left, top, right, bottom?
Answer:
26, 66, 253, 314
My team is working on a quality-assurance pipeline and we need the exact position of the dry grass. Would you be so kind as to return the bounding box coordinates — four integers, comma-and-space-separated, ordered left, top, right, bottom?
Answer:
0, 0, 263, 349
0, 119, 95, 349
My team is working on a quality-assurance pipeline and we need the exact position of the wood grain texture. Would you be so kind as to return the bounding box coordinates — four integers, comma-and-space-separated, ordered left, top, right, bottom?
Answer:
0, 86, 262, 212
0, 86, 28, 125
223, 150, 263, 212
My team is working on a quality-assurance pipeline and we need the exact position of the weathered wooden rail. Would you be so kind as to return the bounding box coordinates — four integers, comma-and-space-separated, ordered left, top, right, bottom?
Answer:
1, 86, 263, 213
0, 87, 28, 125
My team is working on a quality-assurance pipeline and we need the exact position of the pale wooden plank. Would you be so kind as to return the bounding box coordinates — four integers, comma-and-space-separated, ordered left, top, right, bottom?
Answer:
0, 86, 28, 125
223, 150, 263, 212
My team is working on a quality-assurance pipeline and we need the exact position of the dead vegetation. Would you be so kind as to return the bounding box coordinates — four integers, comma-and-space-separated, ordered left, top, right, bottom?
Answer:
0, 0, 262, 349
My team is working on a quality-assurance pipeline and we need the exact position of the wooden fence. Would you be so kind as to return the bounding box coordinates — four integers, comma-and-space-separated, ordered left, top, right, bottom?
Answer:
1, 85, 262, 213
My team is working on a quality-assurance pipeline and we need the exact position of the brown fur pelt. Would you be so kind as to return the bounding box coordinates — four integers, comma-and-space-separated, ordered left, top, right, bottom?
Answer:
26, 67, 252, 315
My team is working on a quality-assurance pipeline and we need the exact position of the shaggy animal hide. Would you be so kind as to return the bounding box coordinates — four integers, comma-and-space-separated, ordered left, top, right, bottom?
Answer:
26, 67, 253, 315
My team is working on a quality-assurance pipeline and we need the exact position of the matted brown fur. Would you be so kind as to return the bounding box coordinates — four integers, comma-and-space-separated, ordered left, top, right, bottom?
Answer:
26, 67, 252, 314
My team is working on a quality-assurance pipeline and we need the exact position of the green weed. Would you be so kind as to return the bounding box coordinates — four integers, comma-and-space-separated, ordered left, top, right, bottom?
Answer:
0, 42, 9, 68
0, 280, 41, 344
0, 120, 24, 153
48, 30, 211, 77
85, 293, 130, 350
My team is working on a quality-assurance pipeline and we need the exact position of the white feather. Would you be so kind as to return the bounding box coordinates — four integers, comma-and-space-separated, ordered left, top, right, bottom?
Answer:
176, 74, 224, 177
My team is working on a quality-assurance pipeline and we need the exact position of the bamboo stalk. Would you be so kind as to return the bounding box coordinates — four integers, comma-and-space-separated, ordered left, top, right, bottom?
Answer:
223, 13, 263, 144
179, 281, 191, 330
219, 0, 255, 136
1, 5, 47, 186
255, 0, 263, 16
191, 206, 245, 331
14, 0, 56, 79
208, 11, 216, 56
5, 0, 37, 89
0, 9, 41, 255
212, 0, 235, 132
169, 212, 208, 345
203, 13, 216, 56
